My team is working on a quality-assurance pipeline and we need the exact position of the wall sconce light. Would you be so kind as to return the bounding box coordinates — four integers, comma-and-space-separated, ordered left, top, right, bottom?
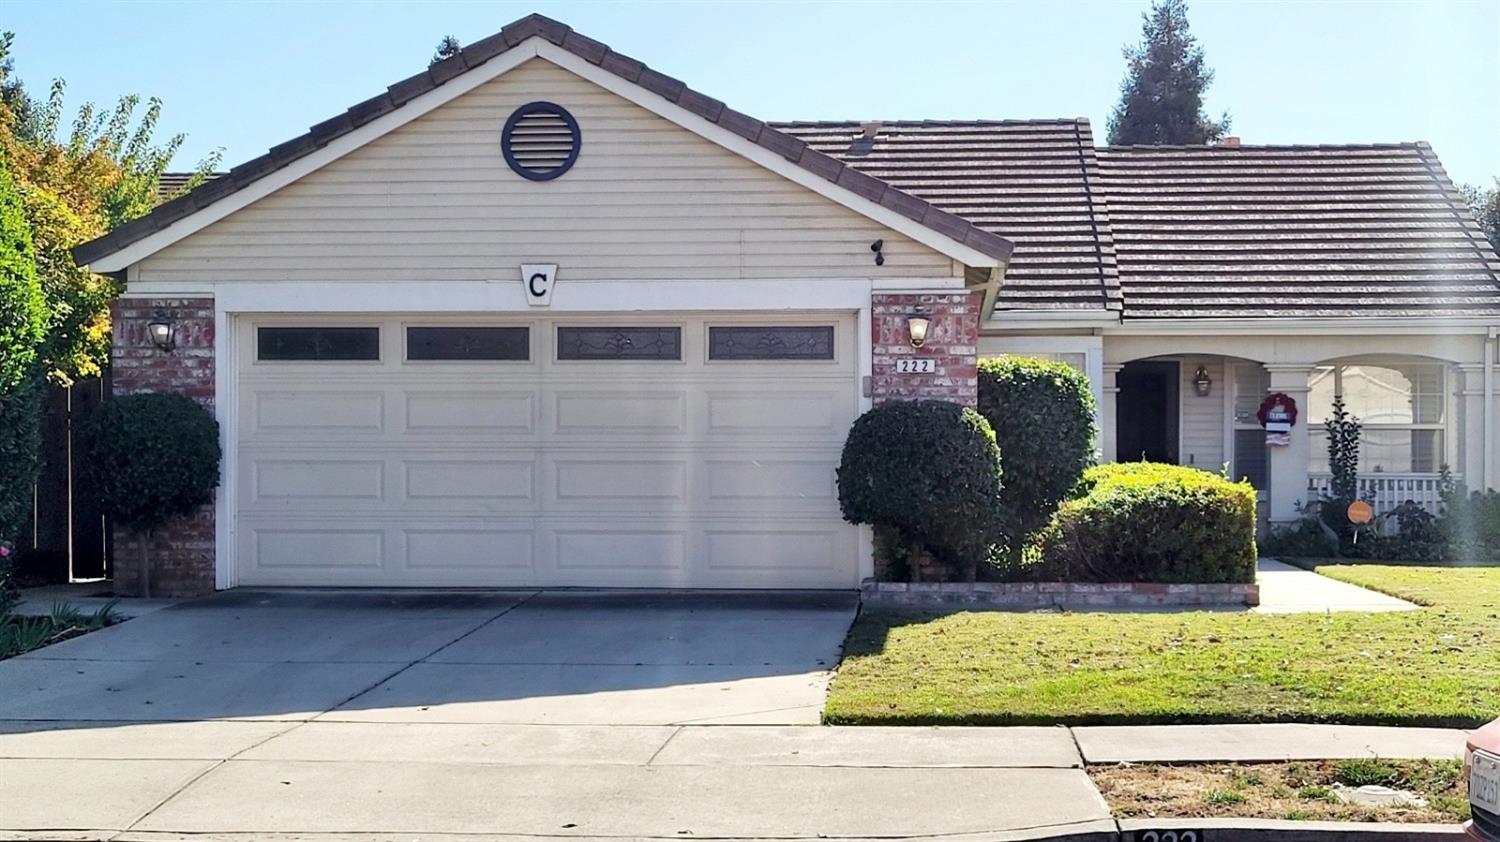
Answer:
1193, 364, 1212, 397
906, 313, 931, 349
147, 312, 176, 353
870, 239, 885, 267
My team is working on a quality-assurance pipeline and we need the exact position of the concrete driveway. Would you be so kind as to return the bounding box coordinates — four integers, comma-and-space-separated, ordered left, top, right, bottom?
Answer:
0, 588, 855, 726
0, 589, 1119, 841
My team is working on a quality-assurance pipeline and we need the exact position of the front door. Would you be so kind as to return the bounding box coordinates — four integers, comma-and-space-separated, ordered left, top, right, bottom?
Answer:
1116, 360, 1180, 464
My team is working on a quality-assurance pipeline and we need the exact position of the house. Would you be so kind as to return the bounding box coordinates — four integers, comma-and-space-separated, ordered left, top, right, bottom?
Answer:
73, 14, 1500, 596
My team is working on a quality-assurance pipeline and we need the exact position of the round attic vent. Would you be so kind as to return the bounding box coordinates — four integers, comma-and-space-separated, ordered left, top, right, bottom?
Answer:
501, 101, 581, 181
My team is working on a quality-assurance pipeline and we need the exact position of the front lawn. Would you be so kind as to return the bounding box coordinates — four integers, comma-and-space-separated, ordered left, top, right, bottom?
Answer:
825, 565, 1500, 726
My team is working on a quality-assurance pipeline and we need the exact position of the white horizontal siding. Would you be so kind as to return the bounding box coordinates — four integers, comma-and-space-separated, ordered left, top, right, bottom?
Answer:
138, 60, 956, 283
1179, 356, 1226, 471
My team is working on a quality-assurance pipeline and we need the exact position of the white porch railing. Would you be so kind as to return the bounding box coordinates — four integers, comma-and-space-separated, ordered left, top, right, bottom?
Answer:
1306, 473, 1455, 515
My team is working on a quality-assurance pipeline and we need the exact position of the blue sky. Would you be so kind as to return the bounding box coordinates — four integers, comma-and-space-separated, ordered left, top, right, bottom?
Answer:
6, 0, 1497, 186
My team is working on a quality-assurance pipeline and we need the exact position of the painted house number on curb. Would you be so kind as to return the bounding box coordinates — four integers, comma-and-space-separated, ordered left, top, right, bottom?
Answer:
1133, 832, 1200, 842
894, 358, 936, 374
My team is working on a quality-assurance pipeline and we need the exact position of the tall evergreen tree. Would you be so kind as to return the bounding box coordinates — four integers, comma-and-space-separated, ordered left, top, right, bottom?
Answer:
1107, 0, 1230, 145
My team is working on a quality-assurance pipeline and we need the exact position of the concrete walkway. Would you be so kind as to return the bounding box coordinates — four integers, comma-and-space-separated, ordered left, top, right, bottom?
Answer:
14, 581, 179, 620
1254, 558, 1420, 613
1073, 723, 1469, 763
0, 723, 1114, 840
0, 720, 1472, 840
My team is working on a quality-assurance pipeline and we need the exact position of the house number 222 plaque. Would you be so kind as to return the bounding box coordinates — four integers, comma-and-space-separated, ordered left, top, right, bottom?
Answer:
894, 358, 937, 374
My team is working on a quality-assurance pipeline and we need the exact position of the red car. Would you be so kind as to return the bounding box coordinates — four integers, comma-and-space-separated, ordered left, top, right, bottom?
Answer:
1469, 719, 1500, 841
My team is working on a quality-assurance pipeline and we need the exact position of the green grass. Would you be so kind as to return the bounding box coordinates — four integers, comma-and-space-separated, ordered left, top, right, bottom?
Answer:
825, 565, 1500, 726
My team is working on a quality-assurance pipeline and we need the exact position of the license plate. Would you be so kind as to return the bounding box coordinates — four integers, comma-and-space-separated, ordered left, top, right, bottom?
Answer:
1474, 750, 1500, 815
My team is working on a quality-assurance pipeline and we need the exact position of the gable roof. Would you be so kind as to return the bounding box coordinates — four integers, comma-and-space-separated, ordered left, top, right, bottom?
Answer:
776, 120, 1122, 314
1095, 143, 1500, 319
73, 14, 1013, 272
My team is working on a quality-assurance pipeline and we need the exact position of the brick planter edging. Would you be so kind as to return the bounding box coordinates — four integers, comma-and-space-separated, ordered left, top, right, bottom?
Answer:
861, 579, 1260, 609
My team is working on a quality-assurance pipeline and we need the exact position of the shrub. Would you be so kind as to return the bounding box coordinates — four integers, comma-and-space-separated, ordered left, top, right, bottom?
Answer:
0, 377, 42, 546
837, 400, 1002, 581
1371, 501, 1445, 564
1037, 462, 1257, 583
975, 356, 1096, 569
77, 393, 222, 531
1440, 487, 1500, 563
1259, 514, 1337, 559
0, 154, 47, 546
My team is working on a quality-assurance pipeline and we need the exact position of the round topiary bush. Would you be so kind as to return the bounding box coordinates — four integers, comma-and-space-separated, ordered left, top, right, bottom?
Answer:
976, 356, 1096, 571
1037, 461, 1257, 583
78, 393, 222, 531
836, 399, 1002, 581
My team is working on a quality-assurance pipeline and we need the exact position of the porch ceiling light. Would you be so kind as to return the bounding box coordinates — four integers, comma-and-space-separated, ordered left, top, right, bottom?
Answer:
906, 314, 931, 349
147, 312, 176, 353
1193, 364, 1212, 397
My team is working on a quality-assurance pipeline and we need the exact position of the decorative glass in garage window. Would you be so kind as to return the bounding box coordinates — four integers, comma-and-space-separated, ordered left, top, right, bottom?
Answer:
708, 326, 835, 360
257, 327, 379, 361
406, 327, 529, 361
556, 327, 681, 361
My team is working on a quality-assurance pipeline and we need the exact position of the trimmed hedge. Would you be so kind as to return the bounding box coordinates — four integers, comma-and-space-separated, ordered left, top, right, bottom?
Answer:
1037, 462, 1257, 583
837, 400, 1002, 580
975, 356, 1096, 567
78, 393, 222, 531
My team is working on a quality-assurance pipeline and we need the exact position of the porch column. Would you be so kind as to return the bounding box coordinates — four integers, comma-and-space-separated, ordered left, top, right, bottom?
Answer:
1100, 364, 1123, 463
1264, 364, 1314, 524
1458, 364, 1487, 492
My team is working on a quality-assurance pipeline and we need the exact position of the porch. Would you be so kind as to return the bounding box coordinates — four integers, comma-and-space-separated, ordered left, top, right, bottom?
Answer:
978, 329, 1498, 524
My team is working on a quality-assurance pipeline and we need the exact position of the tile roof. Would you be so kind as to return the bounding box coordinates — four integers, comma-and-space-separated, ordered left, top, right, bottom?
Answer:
783, 122, 1500, 319
72, 14, 1012, 270
776, 120, 1122, 314
1095, 144, 1500, 319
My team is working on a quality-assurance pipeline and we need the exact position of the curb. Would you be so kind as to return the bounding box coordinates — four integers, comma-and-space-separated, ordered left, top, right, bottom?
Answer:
1116, 817, 1466, 840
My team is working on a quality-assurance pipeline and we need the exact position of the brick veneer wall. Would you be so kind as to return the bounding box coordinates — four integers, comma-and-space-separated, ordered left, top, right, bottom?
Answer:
110, 297, 217, 597
870, 292, 980, 407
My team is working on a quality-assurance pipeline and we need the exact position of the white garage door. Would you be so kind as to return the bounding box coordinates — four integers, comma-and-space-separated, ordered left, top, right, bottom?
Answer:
233, 314, 861, 588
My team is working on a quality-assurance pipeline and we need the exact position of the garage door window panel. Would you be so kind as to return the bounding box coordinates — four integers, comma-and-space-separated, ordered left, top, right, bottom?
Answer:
406, 326, 530, 361
257, 327, 380, 361
708, 326, 836, 361
556, 326, 681, 361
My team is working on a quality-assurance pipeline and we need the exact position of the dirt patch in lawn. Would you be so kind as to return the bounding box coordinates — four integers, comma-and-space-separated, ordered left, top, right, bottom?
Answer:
1090, 758, 1471, 823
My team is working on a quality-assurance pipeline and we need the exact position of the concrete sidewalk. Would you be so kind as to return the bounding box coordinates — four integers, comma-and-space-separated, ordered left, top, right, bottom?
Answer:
0, 721, 1472, 840
0, 723, 1114, 840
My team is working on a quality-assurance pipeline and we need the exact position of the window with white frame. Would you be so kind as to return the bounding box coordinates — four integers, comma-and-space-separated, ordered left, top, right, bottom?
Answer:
1308, 361, 1450, 474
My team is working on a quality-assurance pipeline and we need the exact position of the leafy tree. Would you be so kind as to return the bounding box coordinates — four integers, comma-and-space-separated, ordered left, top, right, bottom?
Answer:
1107, 0, 1230, 145
0, 32, 220, 384
1462, 179, 1500, 254
0, 149, 46, 545
77, 393, 221, 596
432, 35, 462, 65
